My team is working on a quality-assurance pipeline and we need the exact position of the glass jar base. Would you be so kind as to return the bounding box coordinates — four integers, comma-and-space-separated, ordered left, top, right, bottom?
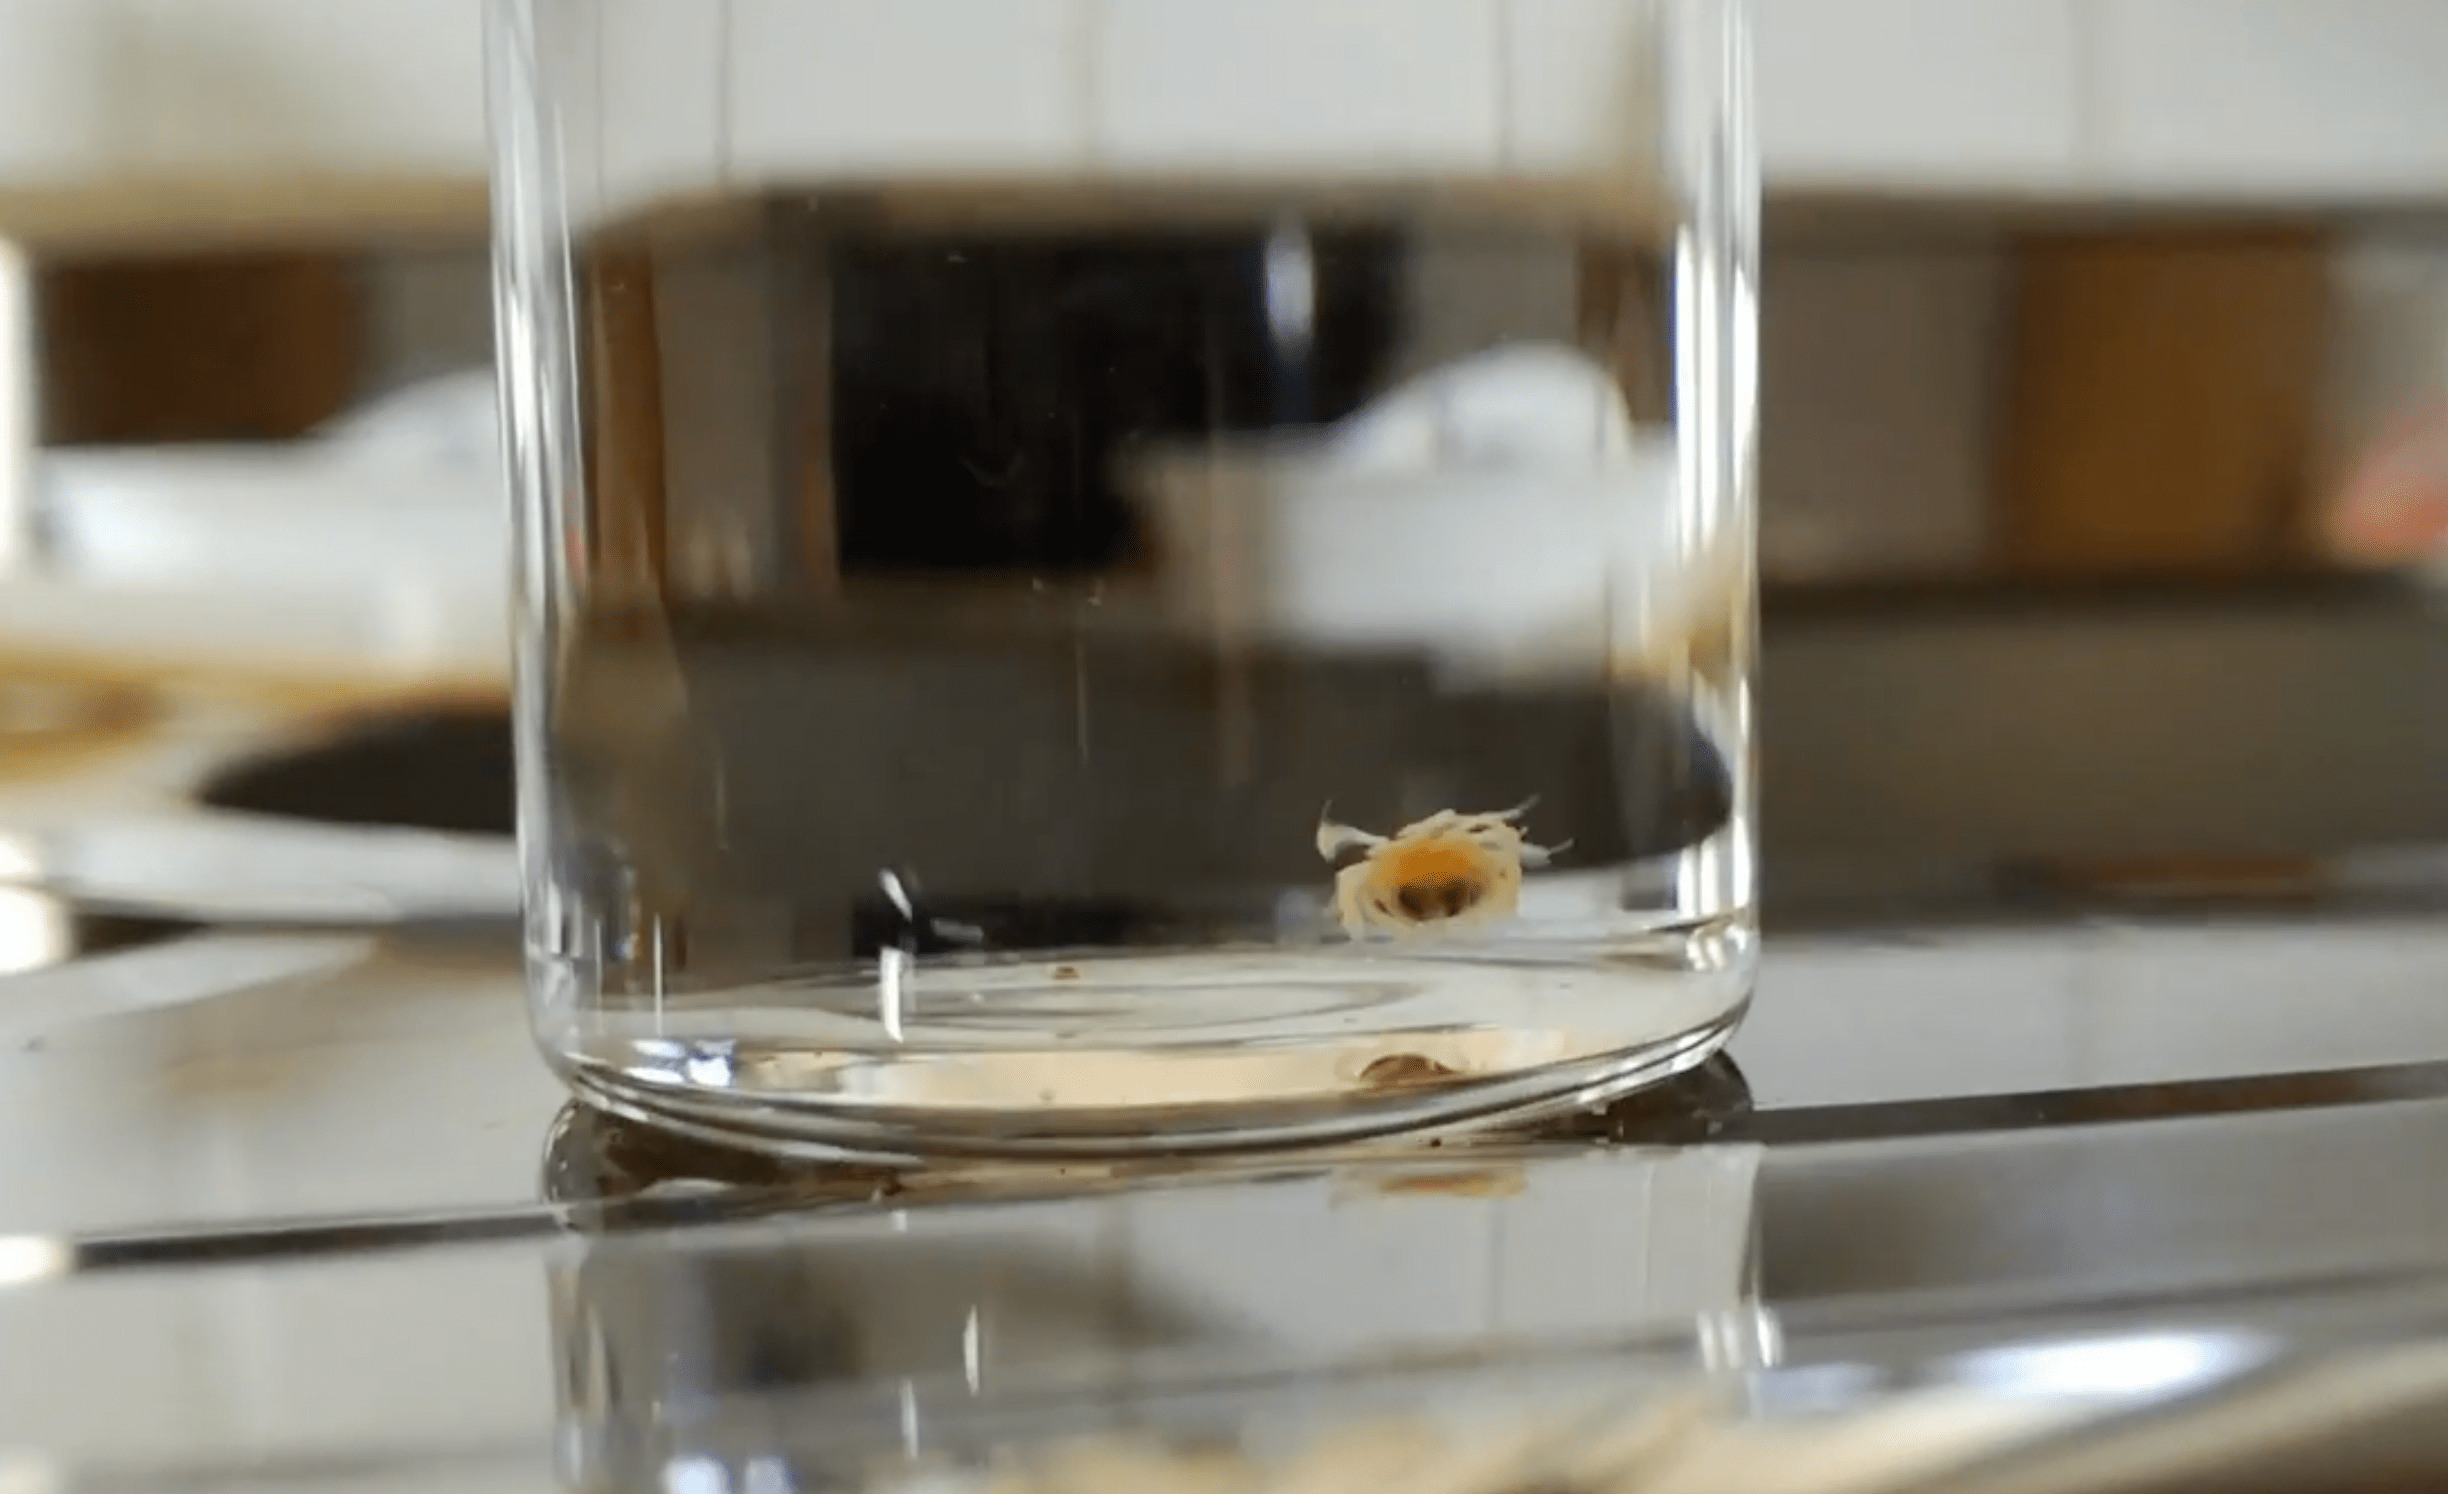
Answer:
535, 926, 1754, 1163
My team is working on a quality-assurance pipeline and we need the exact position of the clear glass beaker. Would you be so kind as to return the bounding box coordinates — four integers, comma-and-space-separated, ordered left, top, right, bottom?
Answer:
489, 0, 1758, 1159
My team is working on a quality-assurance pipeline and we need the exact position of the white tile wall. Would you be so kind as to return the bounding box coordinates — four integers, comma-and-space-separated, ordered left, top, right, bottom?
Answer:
597, 0, 728, 211
1504, 0, 1660, 173
730, 0, 1084, 181
2093, 0, 2448, 201
122, 0, 487, 173
1097, 0, 1501, 175
0, 0, 126, 181
566, 0, 1666, 224
7, 0, 2447, 205
0, 0, 1669, 216
1755, 0, 2083, 192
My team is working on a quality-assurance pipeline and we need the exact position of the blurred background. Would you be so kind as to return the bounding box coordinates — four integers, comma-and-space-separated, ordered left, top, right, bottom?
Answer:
6, 0, 2448, 890
1, 10, 2447, 1477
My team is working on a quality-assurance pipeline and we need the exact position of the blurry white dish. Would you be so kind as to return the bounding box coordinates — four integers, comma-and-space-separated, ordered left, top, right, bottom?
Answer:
0, 371, 517, 925
1134, 342, 1722, 684
31, 369, 508, 683
29, 815, 519, 925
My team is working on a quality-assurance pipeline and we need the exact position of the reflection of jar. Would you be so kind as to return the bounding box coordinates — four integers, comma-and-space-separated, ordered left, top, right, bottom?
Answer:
550, 1235, 862, 1488
541, 1107, 1248, 1492
539, 1090, 1768, 1491
544, 1217, 1260, 1491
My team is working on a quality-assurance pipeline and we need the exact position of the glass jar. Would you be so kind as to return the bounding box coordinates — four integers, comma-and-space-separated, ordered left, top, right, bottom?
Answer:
489, 0, 1758, 1159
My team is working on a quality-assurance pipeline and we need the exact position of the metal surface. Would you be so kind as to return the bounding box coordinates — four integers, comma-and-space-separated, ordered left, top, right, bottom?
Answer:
9, 1157, 2448, 1493
12, 1054, 2443, 1311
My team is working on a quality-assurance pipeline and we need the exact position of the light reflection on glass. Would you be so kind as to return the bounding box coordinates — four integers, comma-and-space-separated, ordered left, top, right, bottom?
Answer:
1263, 217, 1316, 354
962, 1306, 983, 1394
0, 888, 69, 977
0, 238, 29, 574
1948, 1330, 2273, 1402
662, 1455, 728, 1494
0, 1235, 70, 1288
879, 945, 910, 1044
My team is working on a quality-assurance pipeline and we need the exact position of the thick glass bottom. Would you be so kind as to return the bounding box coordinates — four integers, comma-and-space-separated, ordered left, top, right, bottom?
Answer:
533, 916, 1755, 1162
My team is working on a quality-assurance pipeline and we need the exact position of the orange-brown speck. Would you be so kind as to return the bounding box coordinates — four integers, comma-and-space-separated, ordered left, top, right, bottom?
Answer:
1358, 1053, 1463, 1088
1381, 840, 1489, 920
